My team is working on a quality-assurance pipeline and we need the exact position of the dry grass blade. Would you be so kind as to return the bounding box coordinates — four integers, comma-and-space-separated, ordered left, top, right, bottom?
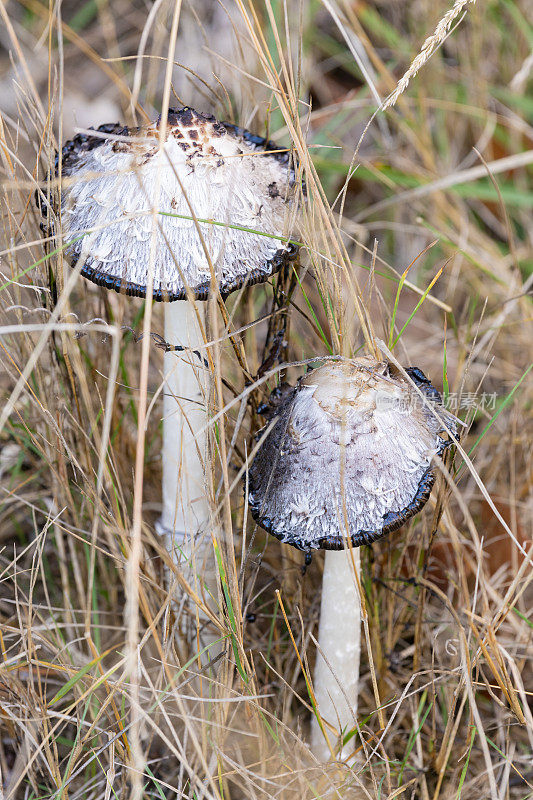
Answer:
382, 0, 477, 110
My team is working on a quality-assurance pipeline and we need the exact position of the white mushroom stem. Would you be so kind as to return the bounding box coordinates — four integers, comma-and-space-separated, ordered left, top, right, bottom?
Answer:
311, 548, 361, 761
162, 301, 210, 546
162, 302, 221, 659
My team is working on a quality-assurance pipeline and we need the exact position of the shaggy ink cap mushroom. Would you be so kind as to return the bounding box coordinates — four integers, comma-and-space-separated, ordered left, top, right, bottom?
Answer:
50, 107, 300, 300
248, 357, 456, 551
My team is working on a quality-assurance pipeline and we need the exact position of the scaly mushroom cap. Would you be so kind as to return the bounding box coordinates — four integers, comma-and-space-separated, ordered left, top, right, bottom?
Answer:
48, 107, 299, 300
247, 357, 456, 551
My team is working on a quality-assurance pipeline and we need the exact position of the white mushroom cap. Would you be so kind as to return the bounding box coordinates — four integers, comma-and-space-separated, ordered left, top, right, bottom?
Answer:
248, 357, 456, 551
52, 107, 299, 300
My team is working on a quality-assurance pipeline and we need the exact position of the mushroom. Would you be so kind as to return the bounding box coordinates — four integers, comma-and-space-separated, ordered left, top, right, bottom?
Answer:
44, 106, 299, 603
247, 356, 456, 759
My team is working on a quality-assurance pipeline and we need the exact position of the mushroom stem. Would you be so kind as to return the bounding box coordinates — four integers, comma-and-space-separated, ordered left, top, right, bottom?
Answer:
311, 549, 361, 761
161, 301, 223, 663
162, 301, 210, 547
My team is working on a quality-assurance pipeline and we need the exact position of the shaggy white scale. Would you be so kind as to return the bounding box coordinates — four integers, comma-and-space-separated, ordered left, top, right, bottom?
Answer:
58, 108, 298, 299
248, 357, 454, 551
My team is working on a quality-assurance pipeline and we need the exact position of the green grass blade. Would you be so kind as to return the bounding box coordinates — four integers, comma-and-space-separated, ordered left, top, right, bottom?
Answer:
456, 727, 476, 799
398, 694, 431, 786
469, 364, 532, 454
292, 266, 333, 353
391, 262, 446, 348
49, 646, 116, 706
213, 539, 248, 684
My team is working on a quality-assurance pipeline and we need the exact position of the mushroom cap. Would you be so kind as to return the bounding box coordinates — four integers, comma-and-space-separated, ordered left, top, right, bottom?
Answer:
247, 357, 456, 551
49, 107, 299, 301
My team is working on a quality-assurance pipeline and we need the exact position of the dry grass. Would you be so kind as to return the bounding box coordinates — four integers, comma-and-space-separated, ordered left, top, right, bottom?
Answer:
0, 0, 532, 798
